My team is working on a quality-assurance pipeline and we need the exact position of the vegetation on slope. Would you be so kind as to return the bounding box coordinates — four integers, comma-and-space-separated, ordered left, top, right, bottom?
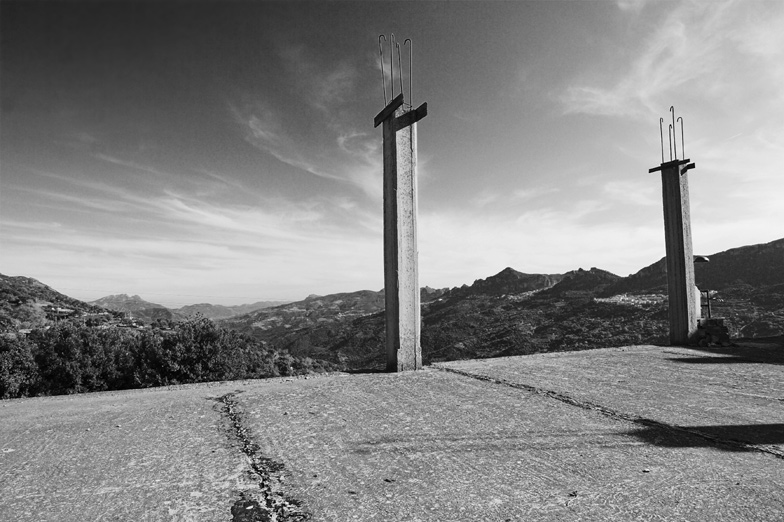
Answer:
233, 256, 784, 371
0, 273, 106, 330
3, 238, 781, 396
0, 316, 337, 399
249, 268, 671, 371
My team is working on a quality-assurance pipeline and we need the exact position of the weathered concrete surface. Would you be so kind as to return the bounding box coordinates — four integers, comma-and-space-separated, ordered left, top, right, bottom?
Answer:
438, 344, 784, 456
235, 349, 784, 521
381, 99, 423, 372
2, 343, 783, 521
0, 381, 257, 521
658, 159, 699, 344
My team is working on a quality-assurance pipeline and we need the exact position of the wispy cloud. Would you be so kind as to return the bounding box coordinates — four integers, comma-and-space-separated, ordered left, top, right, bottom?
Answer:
15, 163, 380, 246
513, 187, 560, 201
93, 153, 173, 178
602, 179, 658, 207
616, 0, 650, 13
239, 107, 345, 183
468, 186, 560, 210
278, 43, 358, 112
1, 182, 385, 303
225, 40, 389, 201
560, 1, 745, 118
229, 100, 383, 200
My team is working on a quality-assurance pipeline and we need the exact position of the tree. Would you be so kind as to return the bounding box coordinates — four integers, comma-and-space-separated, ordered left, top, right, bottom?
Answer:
0, 334, 40, 399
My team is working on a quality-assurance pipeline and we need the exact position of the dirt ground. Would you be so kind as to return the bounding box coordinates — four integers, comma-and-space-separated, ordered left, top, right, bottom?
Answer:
1, 342, 782, 521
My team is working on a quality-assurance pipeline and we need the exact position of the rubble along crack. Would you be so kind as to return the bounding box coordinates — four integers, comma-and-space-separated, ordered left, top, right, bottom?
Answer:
218, 393, 311, 521
435, 366, 784, 461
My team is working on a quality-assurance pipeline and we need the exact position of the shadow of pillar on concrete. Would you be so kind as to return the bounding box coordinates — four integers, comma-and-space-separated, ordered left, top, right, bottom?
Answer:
666, 355, 781, 365
627, 423, 784, 452
669, 337, 784, 365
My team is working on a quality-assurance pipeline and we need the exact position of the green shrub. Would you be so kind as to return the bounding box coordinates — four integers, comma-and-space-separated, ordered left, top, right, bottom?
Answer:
0, 316, 338, 399
0, 335, 40, 399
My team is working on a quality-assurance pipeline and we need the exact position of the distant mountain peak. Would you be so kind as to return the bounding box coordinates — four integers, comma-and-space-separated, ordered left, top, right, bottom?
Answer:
466, 268, 564, 296
543, 267, 621, 296
90, 294, 166, 311
563, 267, 619, 279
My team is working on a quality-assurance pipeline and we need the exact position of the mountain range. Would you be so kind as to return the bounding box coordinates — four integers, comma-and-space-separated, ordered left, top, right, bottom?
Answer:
602, 238, 784, 295
219, 238, 784, 369
0, 282, 288, 330
86, 294, 288, 323
2, 238, 782, 368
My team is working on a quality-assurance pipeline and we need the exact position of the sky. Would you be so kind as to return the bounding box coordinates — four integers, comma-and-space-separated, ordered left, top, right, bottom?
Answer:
1, 0, 783, 307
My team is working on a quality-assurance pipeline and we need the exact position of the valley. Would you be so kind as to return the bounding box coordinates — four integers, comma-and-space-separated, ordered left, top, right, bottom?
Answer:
2, 238, 782, 395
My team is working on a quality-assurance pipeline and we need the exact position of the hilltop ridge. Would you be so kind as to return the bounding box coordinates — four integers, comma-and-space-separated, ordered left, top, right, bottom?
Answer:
461, 268, 564, 296
221, 238, 783, 370
3, 238, 782, 367
602, 237, 784, 296
0, 274, 105, 330
90, 294, 175, 323
88, 294, 288, 322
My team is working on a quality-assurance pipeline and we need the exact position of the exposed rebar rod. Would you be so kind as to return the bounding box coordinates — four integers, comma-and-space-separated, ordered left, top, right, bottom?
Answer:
390, 34, 396, 99
677, 116, 684, 159
670, 106, 677, 159
378, 35, 387, 105
404, 39, 412, 107
396, 41, 404, 99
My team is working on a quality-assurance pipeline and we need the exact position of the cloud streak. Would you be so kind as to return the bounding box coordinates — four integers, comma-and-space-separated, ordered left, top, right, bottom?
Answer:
560, 1, 749, 118
230, 101, 383, 200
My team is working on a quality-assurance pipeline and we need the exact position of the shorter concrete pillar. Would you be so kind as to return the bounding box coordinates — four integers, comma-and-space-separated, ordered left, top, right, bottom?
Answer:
650, 158, 698, 345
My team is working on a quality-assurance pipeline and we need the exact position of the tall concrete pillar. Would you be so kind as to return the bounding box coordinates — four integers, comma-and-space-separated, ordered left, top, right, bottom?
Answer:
650, 158, 698, 345
375, 94, 427, 371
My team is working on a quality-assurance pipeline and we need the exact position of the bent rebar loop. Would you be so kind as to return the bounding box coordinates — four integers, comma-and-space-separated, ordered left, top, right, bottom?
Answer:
677, 116, 684, 159
659, 118, 665, 164
670, 106, 677, 159
378, 35, 388, 105
668, 124, 674, 162
390, 33, 396, 99
404, 39, 412, 108
395, 41, 404, 102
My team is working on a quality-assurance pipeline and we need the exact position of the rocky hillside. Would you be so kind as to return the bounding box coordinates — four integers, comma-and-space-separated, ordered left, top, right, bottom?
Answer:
0, 274, 106, 330
90, 294, 177, 324
597, 239, 784, 340
602, 238, 784, 296
219, 269, 563, 338
222, 238, 783, 371
456, 268, 564, 297
91, 294, 167, 311
219, 290, 389, 337
244, 265, 665, 370
4, 237, 780, 369
540, 267, 620, 297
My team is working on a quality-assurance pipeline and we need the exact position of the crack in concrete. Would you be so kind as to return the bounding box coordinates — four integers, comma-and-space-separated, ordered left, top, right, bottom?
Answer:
435, 366, 784, 461
218, 393, 311, 521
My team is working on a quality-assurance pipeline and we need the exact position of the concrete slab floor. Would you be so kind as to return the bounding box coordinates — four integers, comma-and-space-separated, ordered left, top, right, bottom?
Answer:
1, 344, 782, 521
0, 381, 255, 521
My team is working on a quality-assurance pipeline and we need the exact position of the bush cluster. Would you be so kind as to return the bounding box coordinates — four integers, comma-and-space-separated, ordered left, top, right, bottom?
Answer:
0, 316, 336, 399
